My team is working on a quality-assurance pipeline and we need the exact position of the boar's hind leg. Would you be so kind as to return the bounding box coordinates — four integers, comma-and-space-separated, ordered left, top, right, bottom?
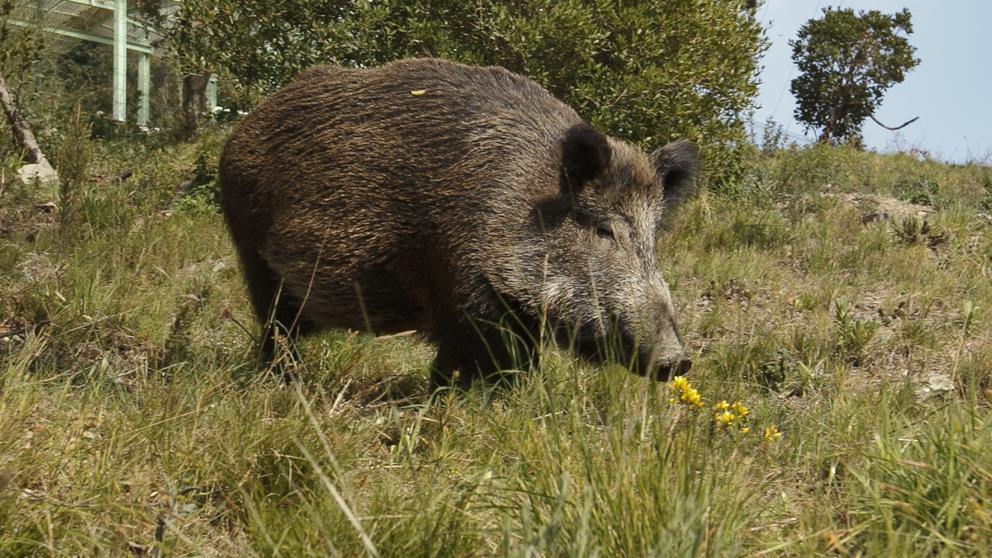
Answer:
240, 250, 316, 373
258, 300, 316, 372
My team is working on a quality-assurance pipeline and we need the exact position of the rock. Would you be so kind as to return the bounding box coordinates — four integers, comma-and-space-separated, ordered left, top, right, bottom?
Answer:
916, 371, 955, 400
17, 163, 59, 185
830, 192, 930, 223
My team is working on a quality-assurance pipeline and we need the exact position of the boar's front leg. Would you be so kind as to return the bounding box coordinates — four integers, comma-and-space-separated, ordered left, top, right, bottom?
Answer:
429, 319, 539, 391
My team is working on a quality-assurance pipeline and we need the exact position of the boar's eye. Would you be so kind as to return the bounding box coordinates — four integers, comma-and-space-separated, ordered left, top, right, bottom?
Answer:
595, 224, 616, 240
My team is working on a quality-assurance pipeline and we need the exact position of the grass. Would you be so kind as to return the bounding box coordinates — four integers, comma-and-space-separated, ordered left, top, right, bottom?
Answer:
1, 131, 991, 556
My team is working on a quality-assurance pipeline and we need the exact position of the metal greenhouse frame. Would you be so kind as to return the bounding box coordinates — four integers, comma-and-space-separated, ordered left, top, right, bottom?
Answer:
10, 0, 181, 127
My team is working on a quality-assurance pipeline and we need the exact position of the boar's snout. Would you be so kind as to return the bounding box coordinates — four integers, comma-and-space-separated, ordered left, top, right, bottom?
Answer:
634, 298, 691, 381
645, 354, 692, 381
634, 335, 691, 380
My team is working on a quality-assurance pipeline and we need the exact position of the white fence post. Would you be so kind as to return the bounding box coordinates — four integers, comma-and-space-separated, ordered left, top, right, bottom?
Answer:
112, 0, 128, 122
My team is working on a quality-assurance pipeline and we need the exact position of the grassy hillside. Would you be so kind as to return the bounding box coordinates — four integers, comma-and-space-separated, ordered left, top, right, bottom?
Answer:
1, 131, 991, 556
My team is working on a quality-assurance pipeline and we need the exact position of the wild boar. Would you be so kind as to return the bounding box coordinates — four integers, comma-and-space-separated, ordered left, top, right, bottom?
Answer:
219, 58, 697, 388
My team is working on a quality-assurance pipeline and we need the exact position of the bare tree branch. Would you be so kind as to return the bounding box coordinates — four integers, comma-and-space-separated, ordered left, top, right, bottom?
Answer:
870, 114, 919, 131
0, 68, 58, 183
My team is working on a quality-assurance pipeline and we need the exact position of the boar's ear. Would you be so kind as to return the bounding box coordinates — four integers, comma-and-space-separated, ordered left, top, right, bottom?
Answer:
561, 123, 612, 196
652, 140, 699, 224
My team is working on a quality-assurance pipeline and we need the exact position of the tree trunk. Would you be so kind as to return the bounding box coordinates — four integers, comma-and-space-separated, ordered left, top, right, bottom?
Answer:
0, 68, 57, 183
182, 72, 211, 140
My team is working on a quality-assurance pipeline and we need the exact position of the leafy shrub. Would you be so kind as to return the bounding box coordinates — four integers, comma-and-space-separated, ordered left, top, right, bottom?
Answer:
149, 0, 766, 187
169, 127, 230, 215
833, 300, 879, 366
980, 170, 992, 211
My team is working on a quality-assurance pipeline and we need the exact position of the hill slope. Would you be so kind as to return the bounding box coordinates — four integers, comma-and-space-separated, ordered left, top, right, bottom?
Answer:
1, 135, 991, 556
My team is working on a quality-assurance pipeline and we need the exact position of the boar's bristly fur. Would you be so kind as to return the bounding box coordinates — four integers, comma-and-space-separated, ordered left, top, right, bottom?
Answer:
219, 58, 698, 389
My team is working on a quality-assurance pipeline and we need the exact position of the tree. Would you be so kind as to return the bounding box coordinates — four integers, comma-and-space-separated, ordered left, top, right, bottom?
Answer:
137, 0, 220, 138
136, 0, 355, 137
351, 0, 766, 181
138, 0, 766, 185
790, 7, 919, 144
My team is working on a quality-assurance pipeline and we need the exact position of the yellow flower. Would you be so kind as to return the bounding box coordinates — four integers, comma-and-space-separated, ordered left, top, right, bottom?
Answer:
668, 376, 704, 410
764, 425, 782, 443
713, 400, 753, 433
682, 390, 702, 408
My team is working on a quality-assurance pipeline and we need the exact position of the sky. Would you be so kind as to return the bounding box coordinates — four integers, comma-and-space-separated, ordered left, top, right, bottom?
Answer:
754, 0, 992, 162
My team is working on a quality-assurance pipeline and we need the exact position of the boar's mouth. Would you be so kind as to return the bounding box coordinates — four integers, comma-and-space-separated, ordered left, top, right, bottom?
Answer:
567, 318, 683, 381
